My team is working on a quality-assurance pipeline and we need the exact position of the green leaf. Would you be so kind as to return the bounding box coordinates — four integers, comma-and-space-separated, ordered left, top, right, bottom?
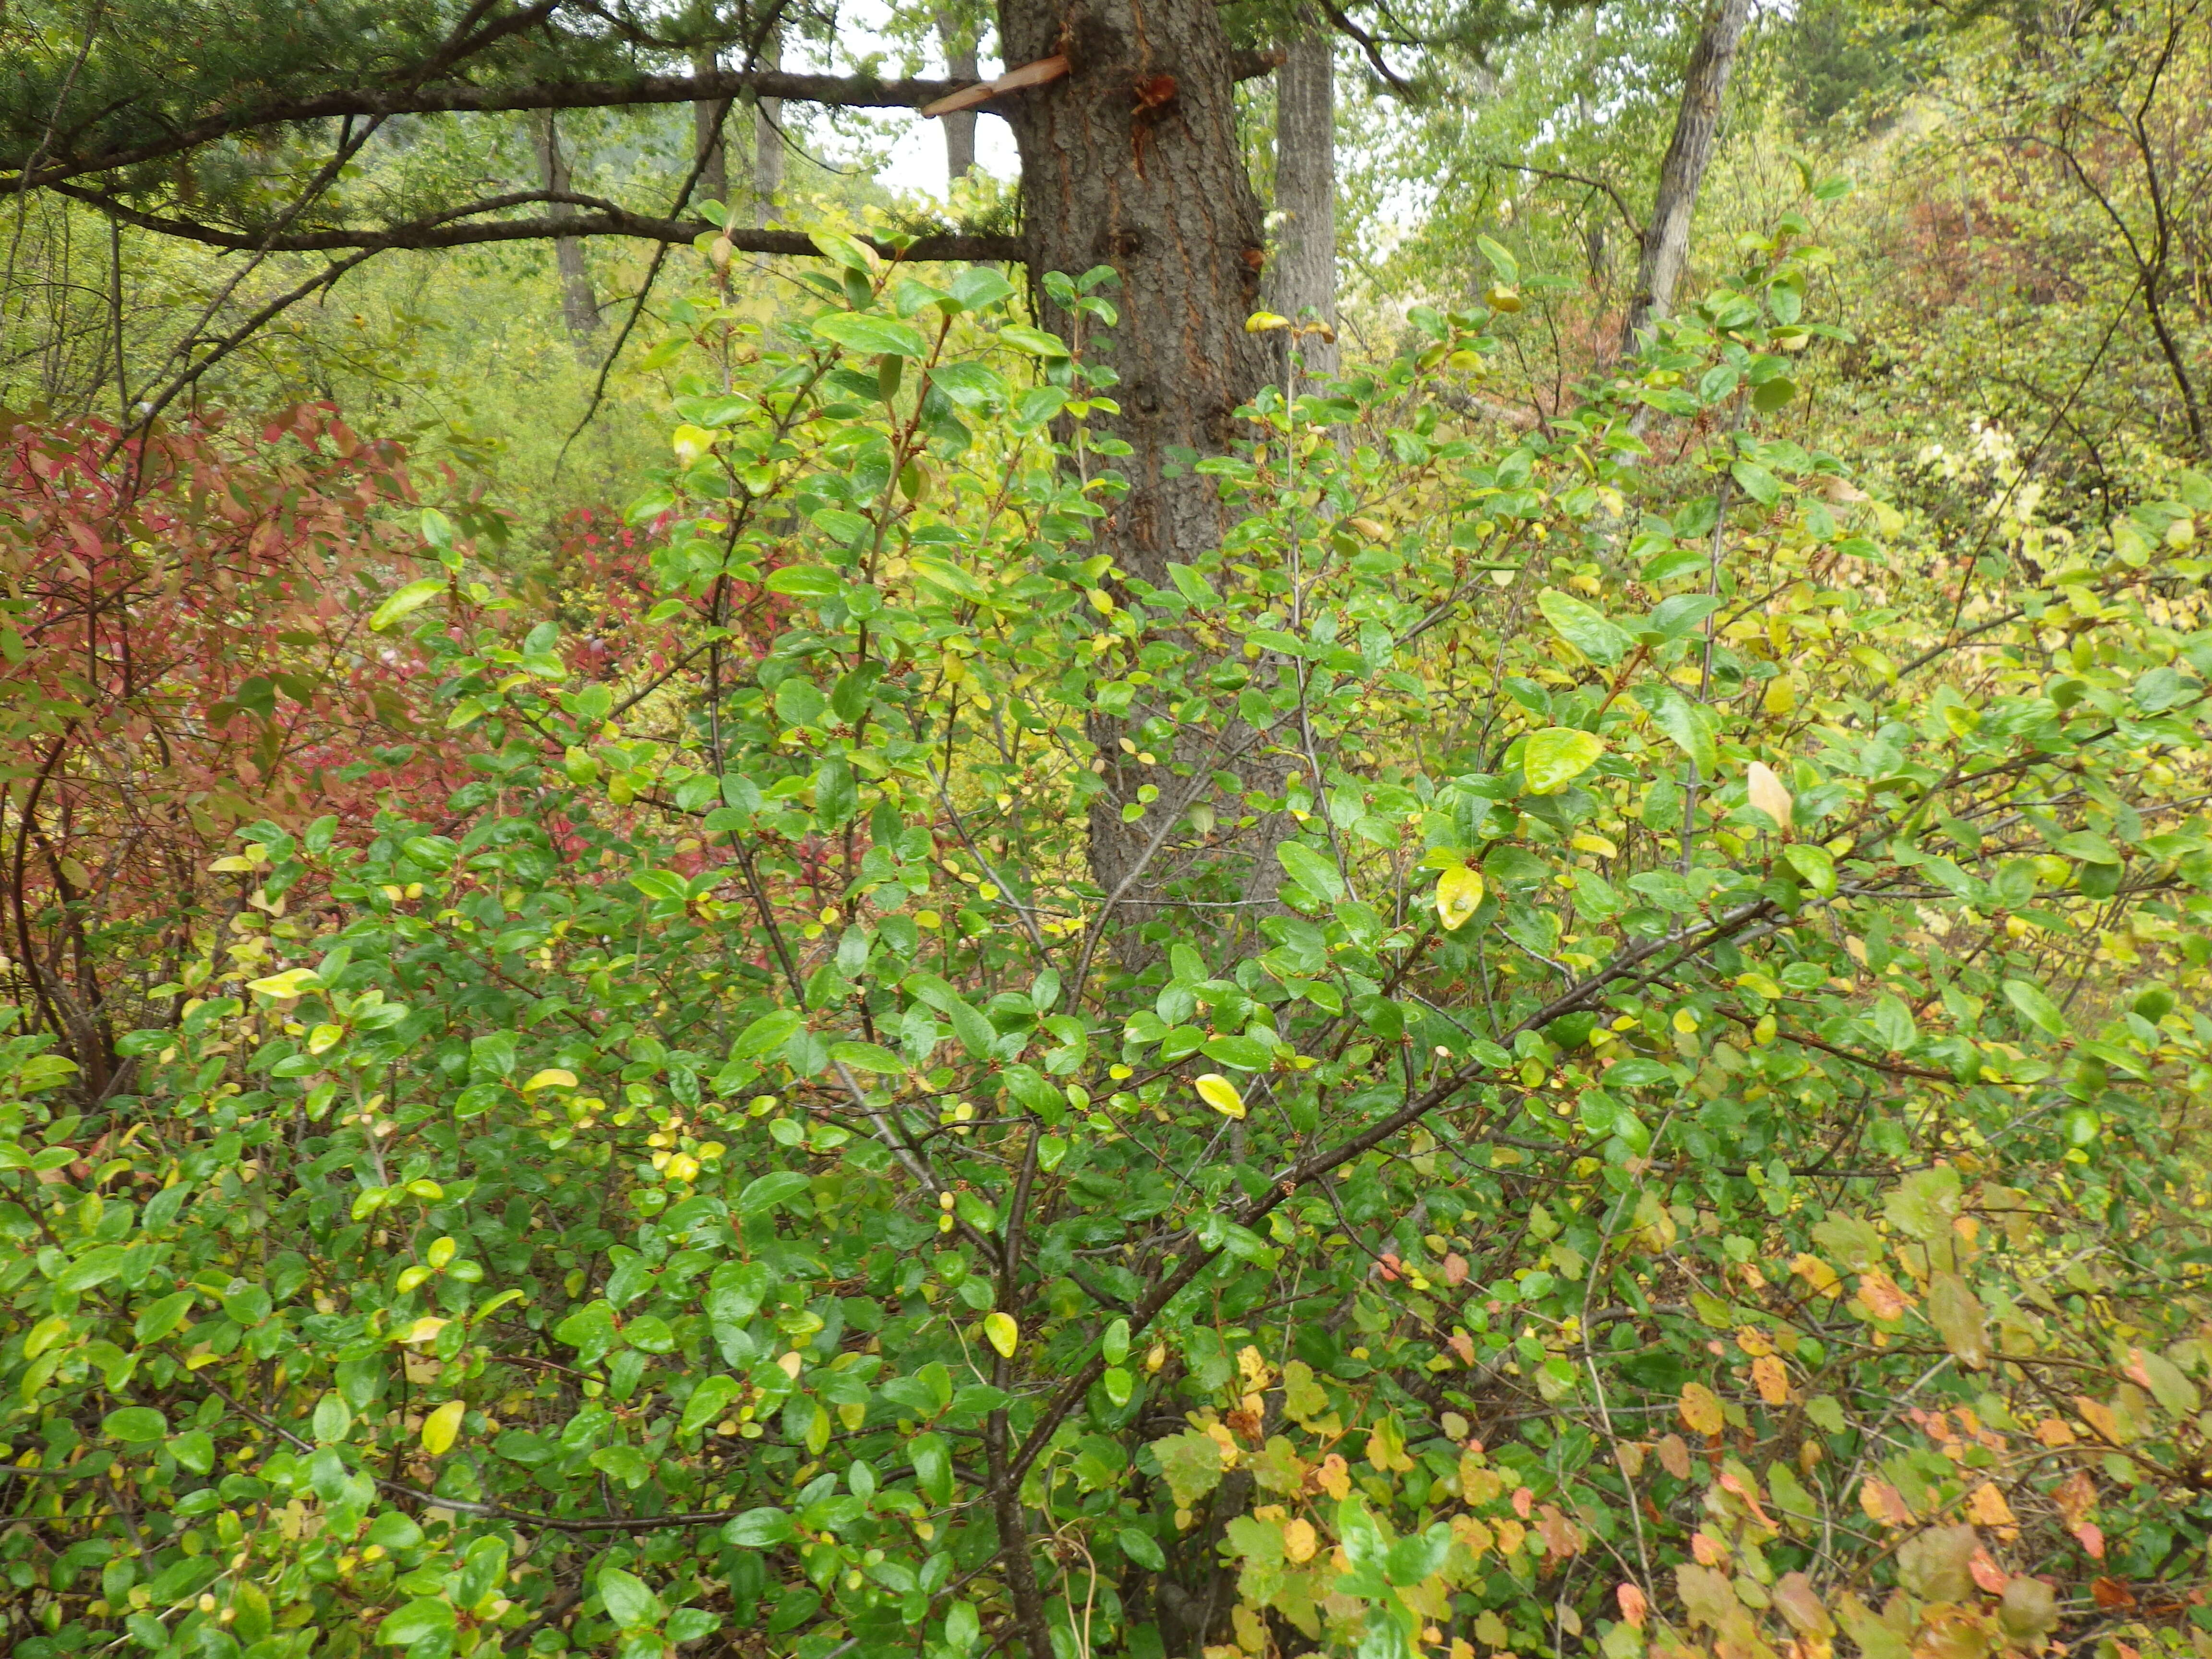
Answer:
1752, 377, 1797, 412
1523, 727, 1605, 794
996, 324, 1070, 358
765, 565, 843, 598
1200, 1034, 1273, 1072
1643, 685, 1719, 777
950, 267, 1017, 312
1781, 842, 1837, 896
733, 1009, 804, 1060
369, 578, 445, 632
59, 1245, 129, 1292
740, 1171, 813, 1213
1926, 1273, 1987, 1369
680, 1374, 744, 1438
1475, 234, 1520, 285
1884, 1166, 1961, 1242
1731, 460, 1782, 505
1276, 841, 1346, 902
1537, 590, 1632, 666
723, 1506, 796, 1547
377, 1599, 456, 1645
589, 1443, 654, 1486
167, 1430, 215, 1474
1871, 993, 1916, 1053
103, 1406, 167, 1443
1118, 1526, 1166, 1570
598, 1567, 662, 1629
811, 312, 929, 358
830, 1040, 908, 1073
912, 1432, 953, 1504
2002, 977, 2068, 1038
1151, 1429, 1226, 1506
134, 1290, 194, 1343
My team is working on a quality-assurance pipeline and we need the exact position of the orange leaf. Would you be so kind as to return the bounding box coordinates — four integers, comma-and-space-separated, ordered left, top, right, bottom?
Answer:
1857, 1269, 1912, 1321
2091, 1577, 2136, 1611
1752, 1354, 1791, 1406
2075, 1395, 2123, 1444
1617, 1584, 1648, 1629
1969, 1549, 2009, 1594
2073, 1522, 2105, 1560
1859, 1479, 1914, 1527
1969, 1481, 2016, 1527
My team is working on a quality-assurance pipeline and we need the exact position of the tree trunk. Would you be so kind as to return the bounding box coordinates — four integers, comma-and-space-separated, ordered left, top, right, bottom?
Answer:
997, 0, 1274, 941
1618, 0, 1753, 355
530, 111, 601, 341
692, 49, 730, 210
936, 11, 980, 185
1268, 32, 1338, 379
754, 24, 785, 225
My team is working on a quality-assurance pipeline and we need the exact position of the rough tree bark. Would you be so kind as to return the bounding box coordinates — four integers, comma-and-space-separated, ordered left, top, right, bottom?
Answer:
529, 111, 601, 341
1618, 0, 1753, 355
935, 10, 981, 185
1269, 32, 1339, 379
753, 24, 785, 225
691, 49, 730, 209
997, 0, 1276, 942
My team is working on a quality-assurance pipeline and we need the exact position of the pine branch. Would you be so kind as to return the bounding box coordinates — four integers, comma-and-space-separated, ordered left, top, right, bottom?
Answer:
51, 184, 1022, 263
10, 53, 1291, 196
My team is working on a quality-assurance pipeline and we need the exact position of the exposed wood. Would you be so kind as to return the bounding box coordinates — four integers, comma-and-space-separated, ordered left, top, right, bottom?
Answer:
919, 54, 1070, 117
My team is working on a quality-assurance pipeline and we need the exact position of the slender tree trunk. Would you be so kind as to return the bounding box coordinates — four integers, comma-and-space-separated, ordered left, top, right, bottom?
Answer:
998, 0, 1274, 955
1268, 31, 1338, 379
691, 49, 730, 210
754, 24, 784, 225
1618, 0, 1753, 355
530, 111, 600, 341
936, 11, 980, 185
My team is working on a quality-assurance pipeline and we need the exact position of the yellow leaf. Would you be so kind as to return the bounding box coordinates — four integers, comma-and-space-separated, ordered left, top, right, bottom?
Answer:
521, 1069, 578, 1093
1679, 1382, 1724, 1437
1746, 762, 1794, 832
399, 1317, 448, 1346
420, 1398, 466, 1456
245, 969, 318, 1000
1194, 1073, 1246, 1119
984, 1312, 1019, 1358
1244, 311, 1291, 333
1436, 866, 1486, 931
1570, 832, 1618, 857
1790, 1253, 1840, 1295
1283, 1517, 1318, 1563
